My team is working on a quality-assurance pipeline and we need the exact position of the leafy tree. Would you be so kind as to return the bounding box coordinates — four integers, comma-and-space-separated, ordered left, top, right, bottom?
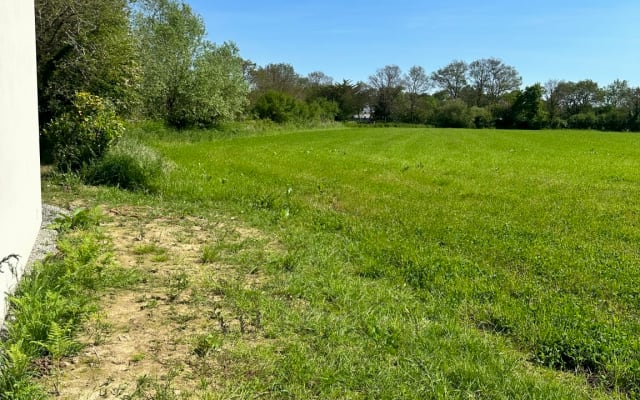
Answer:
35, 0, 138, 123
303, 72, 347, 122
396, 94, 436, 124
303, 71, 335, 108
544, 80, 601, 127
597, 80, 633, 131
544, 80, 565, 127
571, 80, 602, 114
431, 61, 468, 100
597, 109, 629, 131
134, 0, 204, 125
317, 80, 369, 121
306, 71, 334, 87
133, 0, 247, 127
603, 79, 631, 109
597, 83, 640, 131
628, 88, 640, 130
556, 80, 602, 117
307, 98, 340, 122
187, 42, 248, 126
491, 91, 520, 129
369, 65, 404, 122
403, 66, 430, 123
253, 90, 338, 124
249, 63, 305, 100
510, 84, 548, 129
468, 58, 522, 106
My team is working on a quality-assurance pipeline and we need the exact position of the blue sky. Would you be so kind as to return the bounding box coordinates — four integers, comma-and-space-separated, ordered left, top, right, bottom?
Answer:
190, 1, 640, 88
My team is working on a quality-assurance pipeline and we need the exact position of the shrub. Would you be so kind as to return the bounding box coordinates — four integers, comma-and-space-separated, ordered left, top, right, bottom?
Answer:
597, 109, 629, 131
470, 106, 494, 128
44, 92, 124, 172
253, 91, 307, 123
307, 98, 340, 122
432, 99, 473, 128
567, 112, 597, 130
549, 117, 568, 129
85, 137, 169, 191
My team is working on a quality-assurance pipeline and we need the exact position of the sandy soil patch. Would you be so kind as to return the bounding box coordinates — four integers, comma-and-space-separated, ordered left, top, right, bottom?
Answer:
49, 206, 281, 399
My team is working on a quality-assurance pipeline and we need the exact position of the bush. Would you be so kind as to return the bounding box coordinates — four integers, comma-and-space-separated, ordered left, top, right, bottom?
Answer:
307, 98, 340, 122
470, 106, 494, 128
253, 91, 307, 123
432, 100, 473, 128
567, 112, 597, 129
85, 137, 169, 191
44, 92, 124, 172
549, 117, 568, 129
597, 109, 629, 131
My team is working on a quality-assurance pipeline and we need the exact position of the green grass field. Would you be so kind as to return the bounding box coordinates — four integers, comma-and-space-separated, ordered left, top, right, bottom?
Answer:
53, 126, 640, 398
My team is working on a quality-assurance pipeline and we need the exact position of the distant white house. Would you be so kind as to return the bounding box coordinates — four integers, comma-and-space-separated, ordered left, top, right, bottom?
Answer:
353, 105, 372, 121
0, 0, 42, 324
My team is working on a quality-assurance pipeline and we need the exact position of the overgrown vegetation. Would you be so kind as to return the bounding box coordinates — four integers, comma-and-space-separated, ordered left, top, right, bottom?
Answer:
0, 208, 138, 398
35, 0, 137, 127
132, 0, 248, 128
43, 92, 124, 173
85, 136, 170, 192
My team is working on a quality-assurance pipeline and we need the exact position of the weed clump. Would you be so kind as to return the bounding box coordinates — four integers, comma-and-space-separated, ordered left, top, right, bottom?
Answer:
85, 137, 170, 192
201, 245, 218, 263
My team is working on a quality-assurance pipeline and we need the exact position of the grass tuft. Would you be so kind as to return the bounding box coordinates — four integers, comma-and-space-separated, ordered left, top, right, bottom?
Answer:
200, 245, 218, 264
85, 136, 171, 192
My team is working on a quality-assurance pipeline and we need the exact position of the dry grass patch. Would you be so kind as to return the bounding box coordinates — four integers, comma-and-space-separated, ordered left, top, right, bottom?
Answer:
52, 206, 283, 399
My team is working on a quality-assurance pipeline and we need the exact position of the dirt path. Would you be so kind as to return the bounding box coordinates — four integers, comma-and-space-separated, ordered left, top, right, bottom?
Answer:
50, 206, 281, 399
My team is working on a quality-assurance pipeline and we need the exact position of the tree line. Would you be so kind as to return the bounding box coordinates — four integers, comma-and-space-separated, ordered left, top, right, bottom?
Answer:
36, 0, 640, 140
247, 61, 640, 132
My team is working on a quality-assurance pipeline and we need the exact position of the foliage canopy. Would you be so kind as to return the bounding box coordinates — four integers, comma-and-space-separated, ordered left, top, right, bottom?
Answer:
133, 0, 248, 128
44, 92, 124, 173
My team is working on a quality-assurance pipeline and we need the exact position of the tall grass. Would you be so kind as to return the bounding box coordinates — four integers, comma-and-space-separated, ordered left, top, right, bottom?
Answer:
138, 127, 640, 397
85, 136, 171, 192
40, 126, 640, 398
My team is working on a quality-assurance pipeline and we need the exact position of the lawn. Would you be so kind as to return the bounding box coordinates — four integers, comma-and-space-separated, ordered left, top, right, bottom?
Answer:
46, 126, 640, 398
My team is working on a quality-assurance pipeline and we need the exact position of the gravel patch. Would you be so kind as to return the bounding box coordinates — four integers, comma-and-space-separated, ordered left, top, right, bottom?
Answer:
25, 203, 69, 269
1, 204, 69, 336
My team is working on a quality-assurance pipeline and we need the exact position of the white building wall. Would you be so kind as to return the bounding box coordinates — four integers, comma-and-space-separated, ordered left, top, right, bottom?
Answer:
0, 1, 42, 323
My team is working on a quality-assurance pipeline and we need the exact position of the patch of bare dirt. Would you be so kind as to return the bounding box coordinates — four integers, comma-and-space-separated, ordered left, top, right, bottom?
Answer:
51, 206, 282, 399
